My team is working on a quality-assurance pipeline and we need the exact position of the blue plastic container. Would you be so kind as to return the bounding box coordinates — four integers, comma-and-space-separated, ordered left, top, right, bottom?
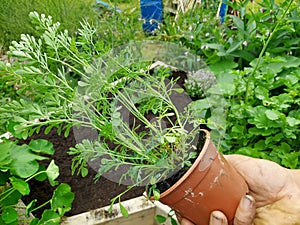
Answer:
140, 0, 163, 33
218, 0, 228, 23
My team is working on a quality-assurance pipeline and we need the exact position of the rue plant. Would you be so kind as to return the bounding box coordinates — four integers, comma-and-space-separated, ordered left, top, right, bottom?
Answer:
0, 12, 211, 217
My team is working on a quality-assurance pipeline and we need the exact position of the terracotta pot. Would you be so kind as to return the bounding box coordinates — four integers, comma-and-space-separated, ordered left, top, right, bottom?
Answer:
158, 129, 249, 225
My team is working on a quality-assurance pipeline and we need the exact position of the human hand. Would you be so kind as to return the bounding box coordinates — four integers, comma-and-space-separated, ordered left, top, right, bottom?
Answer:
179, 154, 300, 225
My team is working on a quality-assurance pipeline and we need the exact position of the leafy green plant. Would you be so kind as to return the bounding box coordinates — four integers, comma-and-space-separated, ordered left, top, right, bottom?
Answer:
192, 0, 300, 169
158, 0, 300, 68
69, 63, 202, 212
223, 54, 300, 168
0, 11, 109, 138
0, 139, 74, 224
0, 11, 210, 217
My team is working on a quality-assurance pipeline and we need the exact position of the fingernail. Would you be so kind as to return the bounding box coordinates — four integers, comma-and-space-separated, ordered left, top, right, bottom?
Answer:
241, 195, 254, 210
210, 213, 224, 225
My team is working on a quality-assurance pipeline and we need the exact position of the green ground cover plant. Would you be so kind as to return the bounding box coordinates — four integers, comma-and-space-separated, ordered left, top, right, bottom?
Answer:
191, 0, 300, 168
0, 139, 74, 225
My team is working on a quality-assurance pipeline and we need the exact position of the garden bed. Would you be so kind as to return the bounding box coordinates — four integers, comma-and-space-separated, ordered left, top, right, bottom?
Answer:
20, 127, 145, 217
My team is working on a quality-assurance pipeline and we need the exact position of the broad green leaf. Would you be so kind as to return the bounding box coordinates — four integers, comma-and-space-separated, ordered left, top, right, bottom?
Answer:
281, 152, 299, 169
29, 139, 54, 155
248, 127, 278, 137
0, 190, 22, 206
286, 117, 300, 127
255, 86, 269, 100
209, 60, 238, 73
284, 56, 300, 68
205, 43, 224, 51
26, 199, 37, 217
119, 203, 129, 218
1, 207, 18, 224
35, 165, 48, 182
226, 41, 243, 54
155, 215, 167, 223
51, 183, 74, 216
284, 74, 299, 86
10, 177, 30, 195
265, 110, 280, 120
10, 145, 47, 178
208, 72, 236, 95
278, 142, 291, 153
10, 122, 29, 139
29, 218, 39, 225
46, 160, 59, 186
265, 133, 284, 145
230, 15, 244, 31
230, 49, 255, 62
0, 142, 12, 167
37, 210, 60, 225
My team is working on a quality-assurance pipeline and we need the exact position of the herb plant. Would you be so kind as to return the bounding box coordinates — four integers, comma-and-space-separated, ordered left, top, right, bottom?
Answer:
0, 11, 109, 138
0, 11, 209, 216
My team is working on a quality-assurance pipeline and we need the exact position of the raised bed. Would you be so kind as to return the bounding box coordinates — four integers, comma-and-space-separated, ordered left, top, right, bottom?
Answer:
62, 195, 176, 225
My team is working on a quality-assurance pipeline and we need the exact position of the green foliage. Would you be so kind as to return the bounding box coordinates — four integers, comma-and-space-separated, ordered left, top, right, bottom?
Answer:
0, 0, 98, 50
223, 54, 300, 168
159, 0, 300, 169
195, 54, 300, 169
0, 11, 109, 138
155, 209, 178, 225
1, 11, 203, 216
158, 0, 300, 68
0, 139, 74, 224
69, 68, 200, 186
0, 1, 300, 222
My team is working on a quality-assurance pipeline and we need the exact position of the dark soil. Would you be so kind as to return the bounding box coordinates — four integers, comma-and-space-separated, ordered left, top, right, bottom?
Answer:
21, 127, 145, 217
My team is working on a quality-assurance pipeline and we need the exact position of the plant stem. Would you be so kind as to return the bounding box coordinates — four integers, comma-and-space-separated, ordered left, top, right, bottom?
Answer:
244, 0, 294, 103
30, 200, 51, 213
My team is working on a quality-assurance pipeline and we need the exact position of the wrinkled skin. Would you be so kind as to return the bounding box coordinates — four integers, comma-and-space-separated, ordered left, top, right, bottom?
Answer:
179, 154, 300, 225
